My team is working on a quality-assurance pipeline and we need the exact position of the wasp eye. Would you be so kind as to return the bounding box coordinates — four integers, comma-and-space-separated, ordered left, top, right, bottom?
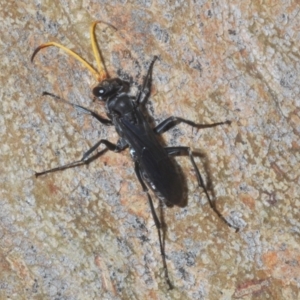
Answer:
93, 86, 106, 98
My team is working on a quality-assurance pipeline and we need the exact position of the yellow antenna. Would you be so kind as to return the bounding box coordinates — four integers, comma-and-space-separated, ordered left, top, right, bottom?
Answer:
90, 21, 117, 81
31, 21, 117, 82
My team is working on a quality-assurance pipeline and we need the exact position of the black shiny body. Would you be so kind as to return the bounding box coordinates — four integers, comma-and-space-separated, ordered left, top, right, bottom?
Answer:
105, 90, 183, 207
36, 57, 237, 289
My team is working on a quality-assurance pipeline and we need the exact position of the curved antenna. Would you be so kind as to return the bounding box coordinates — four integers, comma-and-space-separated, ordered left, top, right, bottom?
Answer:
31, 21, 117, 82
90, 21, 117, 81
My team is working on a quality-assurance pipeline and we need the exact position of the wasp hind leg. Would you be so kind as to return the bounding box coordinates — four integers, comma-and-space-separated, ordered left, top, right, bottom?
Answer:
165, 146, 239, 231
134, 162, 174, 290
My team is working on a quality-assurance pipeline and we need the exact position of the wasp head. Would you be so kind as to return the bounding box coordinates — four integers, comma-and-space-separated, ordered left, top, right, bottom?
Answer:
93, 78, 129, 100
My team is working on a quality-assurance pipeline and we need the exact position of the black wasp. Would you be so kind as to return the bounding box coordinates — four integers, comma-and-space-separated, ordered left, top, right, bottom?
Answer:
32, 21, 238, 289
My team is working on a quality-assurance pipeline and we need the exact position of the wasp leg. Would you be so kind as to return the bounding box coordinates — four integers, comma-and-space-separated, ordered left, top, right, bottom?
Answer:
42, 92, 113, 125
35, 140, 126, 177
165, 146, 239, 231
154, 116, 230, 134
134, 162, 174, 290
136, 56, 158, 106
